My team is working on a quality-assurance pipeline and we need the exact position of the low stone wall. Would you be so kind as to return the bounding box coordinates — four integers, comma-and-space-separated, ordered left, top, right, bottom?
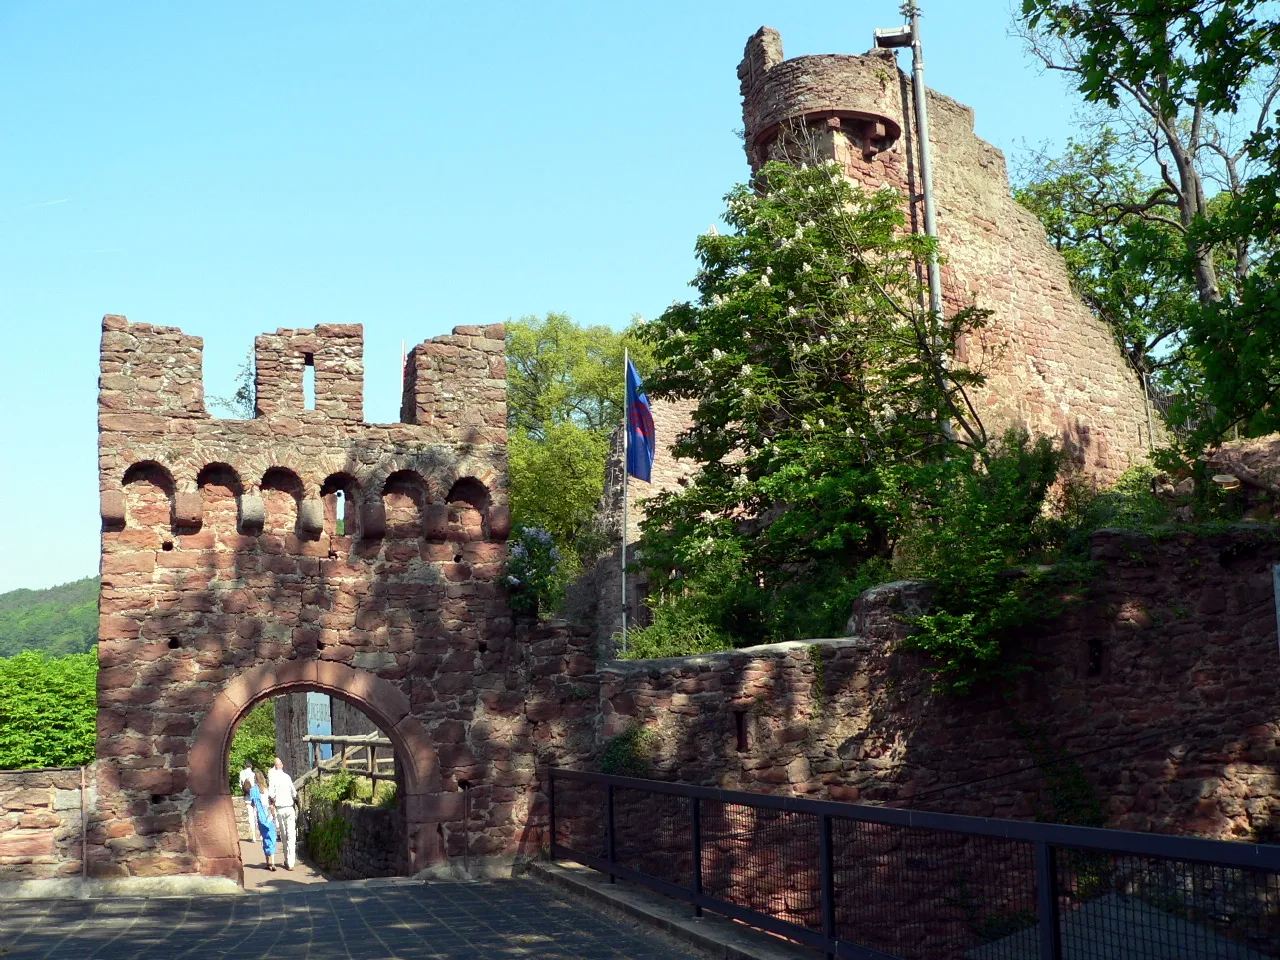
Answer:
298, 798, 398, 880
333, 801, 397, 879
546, 527, 1280, 959
0, 766, 95, 881
591, 528, 1280, 840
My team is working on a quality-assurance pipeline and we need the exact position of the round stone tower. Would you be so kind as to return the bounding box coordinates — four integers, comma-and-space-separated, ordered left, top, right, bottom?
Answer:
737, 26, 1159, 481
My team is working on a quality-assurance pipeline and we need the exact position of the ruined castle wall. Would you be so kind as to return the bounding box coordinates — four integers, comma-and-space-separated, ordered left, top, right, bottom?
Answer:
588, 528, 1280, 841
737, 27, 1156, 482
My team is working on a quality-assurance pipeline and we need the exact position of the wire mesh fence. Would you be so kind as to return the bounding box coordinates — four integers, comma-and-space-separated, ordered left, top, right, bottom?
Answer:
549, 769, 1280, 960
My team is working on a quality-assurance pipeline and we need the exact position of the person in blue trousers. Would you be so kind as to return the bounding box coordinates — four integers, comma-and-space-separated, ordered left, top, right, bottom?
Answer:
243, 775, 279, 871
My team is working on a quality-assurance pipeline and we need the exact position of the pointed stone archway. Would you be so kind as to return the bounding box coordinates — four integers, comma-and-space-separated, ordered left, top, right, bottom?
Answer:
185, 661, 453, 883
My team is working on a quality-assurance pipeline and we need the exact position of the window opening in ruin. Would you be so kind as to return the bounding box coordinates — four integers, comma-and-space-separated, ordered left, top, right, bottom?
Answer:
1087, 634, 1104, 677
226, 693, 402, 890
303, 353, 316, 411
734, 710, 749, 753
335, 490, 345, 535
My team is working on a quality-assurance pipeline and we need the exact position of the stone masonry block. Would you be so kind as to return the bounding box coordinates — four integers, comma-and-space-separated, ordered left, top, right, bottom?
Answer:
297, 499, 324, 538
238, 494, 265, 533
101, 490, 126, 527
173, 492, 203, 529
361, 501, 386, 539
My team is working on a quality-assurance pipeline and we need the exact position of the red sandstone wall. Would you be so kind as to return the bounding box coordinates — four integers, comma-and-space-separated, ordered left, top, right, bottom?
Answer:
737, 27, 1156, 481
94, 315, 533, 880
591, 528, 1280, 836
0, 767, 94, 882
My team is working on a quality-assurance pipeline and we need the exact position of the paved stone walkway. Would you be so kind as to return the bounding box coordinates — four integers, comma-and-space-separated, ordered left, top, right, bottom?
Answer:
239, 839, 328, 892
0, 879, 706, 959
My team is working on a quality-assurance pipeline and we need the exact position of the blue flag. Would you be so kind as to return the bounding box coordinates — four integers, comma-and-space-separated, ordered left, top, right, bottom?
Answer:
625, 359, 655, 483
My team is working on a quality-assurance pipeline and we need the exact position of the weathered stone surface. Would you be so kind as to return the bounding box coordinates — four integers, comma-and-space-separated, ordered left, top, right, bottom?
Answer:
88, 317, 512, 880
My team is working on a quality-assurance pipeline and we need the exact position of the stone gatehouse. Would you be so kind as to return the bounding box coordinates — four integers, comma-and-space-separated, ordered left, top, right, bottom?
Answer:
93, 316, 539, 881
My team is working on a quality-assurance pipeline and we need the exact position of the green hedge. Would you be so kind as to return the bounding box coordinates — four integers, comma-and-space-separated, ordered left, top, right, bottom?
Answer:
0, 651, 97, 769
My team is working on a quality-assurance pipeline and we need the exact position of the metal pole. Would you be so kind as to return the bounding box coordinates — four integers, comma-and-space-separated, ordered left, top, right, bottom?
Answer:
80, 765, 88, 881
548, 772, 557, 858
691, 797, 703, 918
463, 782, 470, 879
907, 2, 942, 319
904, 2, 955, 444
621, 348, 629, 656
820, 814, 836, 959
606, 784, 617, 884
1034, 841, 1063, 960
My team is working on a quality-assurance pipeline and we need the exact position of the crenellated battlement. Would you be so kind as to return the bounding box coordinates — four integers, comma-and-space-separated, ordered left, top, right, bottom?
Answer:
93, 312, 517, 882
98, 314, 509, 539
253, 324, 364, 421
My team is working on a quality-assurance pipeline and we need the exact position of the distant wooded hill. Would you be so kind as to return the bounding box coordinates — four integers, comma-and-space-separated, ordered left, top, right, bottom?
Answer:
0, 577, 99, 657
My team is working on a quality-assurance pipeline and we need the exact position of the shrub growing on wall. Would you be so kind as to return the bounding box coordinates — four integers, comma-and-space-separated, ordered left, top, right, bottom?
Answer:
0, 651, 96, 769
505, 525, 564, 617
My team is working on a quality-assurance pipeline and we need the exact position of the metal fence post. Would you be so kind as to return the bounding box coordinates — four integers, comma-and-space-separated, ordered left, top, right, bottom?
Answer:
691, 796, 703, 918
820, 814, 836, 959
1034, 840, 1063, 960
548, 771, 557, 858
606, 783, 616, 884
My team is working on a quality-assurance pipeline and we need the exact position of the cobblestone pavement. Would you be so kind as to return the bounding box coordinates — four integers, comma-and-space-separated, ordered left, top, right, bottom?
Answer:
0, 879, 706, 960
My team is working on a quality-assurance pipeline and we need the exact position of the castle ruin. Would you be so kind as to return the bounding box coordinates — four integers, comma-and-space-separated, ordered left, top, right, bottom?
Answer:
575, 28, 1162, 651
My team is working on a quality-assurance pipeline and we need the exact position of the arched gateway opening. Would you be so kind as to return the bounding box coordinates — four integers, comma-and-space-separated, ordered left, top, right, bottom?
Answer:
187, 661, 446, 884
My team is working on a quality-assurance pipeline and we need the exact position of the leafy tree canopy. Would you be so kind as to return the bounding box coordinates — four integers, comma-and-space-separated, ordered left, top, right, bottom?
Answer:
505, 314, 650, 607
506, 313, 652, 438
632, 159, 993, 649
1017, 0, 1280, 447
0, 652, 96, 769
228, 700, 276, 790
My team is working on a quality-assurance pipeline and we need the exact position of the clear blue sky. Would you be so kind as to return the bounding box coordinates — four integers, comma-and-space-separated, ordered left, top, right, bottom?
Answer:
0, 1, 1082, 594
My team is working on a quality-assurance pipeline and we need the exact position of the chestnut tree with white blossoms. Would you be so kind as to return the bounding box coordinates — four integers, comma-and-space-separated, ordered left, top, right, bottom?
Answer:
633, 159, 995, 651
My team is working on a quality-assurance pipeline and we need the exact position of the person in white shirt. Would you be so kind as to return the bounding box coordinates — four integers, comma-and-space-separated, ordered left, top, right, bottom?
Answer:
267, 757, 299, 870
237, 763, 258, 841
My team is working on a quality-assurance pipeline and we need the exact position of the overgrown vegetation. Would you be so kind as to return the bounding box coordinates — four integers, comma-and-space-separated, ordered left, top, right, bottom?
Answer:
628, 158, 992, 663
304, 771, 357, 871
1016, 0, 1280, 450
505, 314, 651, 611
0, 577, 98, 657
0, 652, 96, 769
301, 770, 396, 872
505, 526, 563, 618
599, 725, 658, 777
227, 701, 276, 791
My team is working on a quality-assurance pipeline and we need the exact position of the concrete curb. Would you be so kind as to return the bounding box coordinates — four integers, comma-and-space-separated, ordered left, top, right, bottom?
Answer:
527, 860, 813, 960
0, 875, 245, 900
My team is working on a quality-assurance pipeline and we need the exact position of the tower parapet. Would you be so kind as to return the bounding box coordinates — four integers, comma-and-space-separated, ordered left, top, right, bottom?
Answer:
735, 26, 1160, 480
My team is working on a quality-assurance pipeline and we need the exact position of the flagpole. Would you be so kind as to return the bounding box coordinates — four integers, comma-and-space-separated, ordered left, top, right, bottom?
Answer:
621, 348, 629, 656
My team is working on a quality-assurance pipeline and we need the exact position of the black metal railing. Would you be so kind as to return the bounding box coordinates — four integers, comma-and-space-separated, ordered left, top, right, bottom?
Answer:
549, 769, 1280, 960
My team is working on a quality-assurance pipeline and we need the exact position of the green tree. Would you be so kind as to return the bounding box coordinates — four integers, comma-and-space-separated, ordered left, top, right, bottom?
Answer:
505, 314, 651, 603
0, 652, 97, 769
507, 422, 609, 564
1015, 129, 1197, 384
633, 159, 991, 648
227, 700, 276, 790
1017, 0, 1280, 445
506, 313, 651, 437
